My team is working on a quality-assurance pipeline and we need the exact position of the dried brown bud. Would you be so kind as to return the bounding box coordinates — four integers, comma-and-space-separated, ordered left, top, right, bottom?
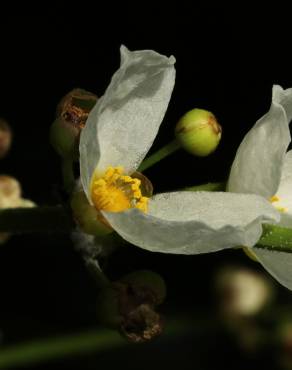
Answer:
0, 119, 12, 159
96, 271, 166, 343
56, 88, 98, 129
50, 89, 98, 159
114, 280, 163, 343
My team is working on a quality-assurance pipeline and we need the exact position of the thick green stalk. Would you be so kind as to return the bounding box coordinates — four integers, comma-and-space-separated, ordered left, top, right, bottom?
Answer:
85, 257, 111, 288
0, 318, 208, 368
62, 158, 75, 193
138, 139, 180, 172
256, 224, 292, 253
0, 329, 125, 369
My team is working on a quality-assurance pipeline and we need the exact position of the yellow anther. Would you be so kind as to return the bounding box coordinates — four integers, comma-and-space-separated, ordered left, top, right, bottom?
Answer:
131, 184, 139, 191
91, 166, 149, 213
121, 175, 133, 183
111, 173, 120, 182
116, 166, 123, 174
133, 190, 142, 198
94, 179, 106, 186
269, 195, 280, 203
136, 196, 148, 212
133, 178, 141, 186
269, 195, 288, 213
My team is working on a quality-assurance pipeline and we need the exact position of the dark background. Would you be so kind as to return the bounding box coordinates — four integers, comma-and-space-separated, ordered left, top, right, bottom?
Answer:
1, 5, 292, 369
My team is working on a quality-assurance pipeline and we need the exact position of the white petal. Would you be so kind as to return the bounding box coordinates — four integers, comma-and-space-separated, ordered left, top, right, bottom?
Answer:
80, 46, 176, 201
273, 150, 292, 227
227, 86, 291, 198
253, 247, 292, 290
102, 191, 279, 254
272, 85, 292, 122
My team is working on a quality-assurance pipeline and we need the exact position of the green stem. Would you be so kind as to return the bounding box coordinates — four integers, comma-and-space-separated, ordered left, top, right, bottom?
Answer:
255, 224, 292, 253
0, 329, 125, 369
62, 158, 75, 193
138, 139, 180, 172
85, 257, 111, 289
0, 317, 211, 368
0, 206, 74, 233
185, 182, 226, 192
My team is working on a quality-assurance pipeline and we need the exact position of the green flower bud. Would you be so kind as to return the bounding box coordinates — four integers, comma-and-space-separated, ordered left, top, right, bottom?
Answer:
70, 191, 112, 236
50, 89, 98, 160
0, 119, 12, 159
175, 108, 222, 156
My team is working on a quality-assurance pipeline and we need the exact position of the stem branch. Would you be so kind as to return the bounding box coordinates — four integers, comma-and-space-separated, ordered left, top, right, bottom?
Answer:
138, 139, 180, 172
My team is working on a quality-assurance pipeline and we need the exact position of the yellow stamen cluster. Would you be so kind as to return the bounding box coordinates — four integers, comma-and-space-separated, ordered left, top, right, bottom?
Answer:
269, 195, 288, 213
91, 166, 149, 213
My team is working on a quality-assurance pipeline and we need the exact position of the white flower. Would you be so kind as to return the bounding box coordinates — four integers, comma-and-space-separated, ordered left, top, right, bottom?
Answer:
79, 46, 278, 255
227, 85, 292, 289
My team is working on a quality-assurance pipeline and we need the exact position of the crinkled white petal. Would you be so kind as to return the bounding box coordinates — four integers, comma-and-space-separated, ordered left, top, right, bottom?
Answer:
273, 150, 292, 227
272, 85, 292, 122
253, 247, 292, 291
80, 45, 176, 202
228, 85, 291, 198
102, 191, 280, 254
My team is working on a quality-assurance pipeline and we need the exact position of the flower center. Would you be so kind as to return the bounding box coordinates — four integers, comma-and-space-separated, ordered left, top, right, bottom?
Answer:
269, 195, 288, 213
91, 166, 149, 213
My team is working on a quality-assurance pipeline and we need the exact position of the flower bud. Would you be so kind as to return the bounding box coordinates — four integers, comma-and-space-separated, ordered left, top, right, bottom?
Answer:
50, 89, 98, 160
175, 108, 222, 156
216, 266, 273, 317
0, 119, 12, 159
96, 270, 165, 342
0, 175, 35, 243
70, 191, 112, 236
0, 176, 21, 208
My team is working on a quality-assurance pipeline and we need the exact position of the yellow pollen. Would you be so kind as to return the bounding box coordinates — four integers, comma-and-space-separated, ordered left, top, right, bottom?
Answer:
276, 206, 288, 213
269, 195, 280, 203
91, 166, 149, 213
269, 195, 288, 213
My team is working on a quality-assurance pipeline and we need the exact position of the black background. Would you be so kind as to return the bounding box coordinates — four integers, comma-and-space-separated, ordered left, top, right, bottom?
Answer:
1, 4, 292, 370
